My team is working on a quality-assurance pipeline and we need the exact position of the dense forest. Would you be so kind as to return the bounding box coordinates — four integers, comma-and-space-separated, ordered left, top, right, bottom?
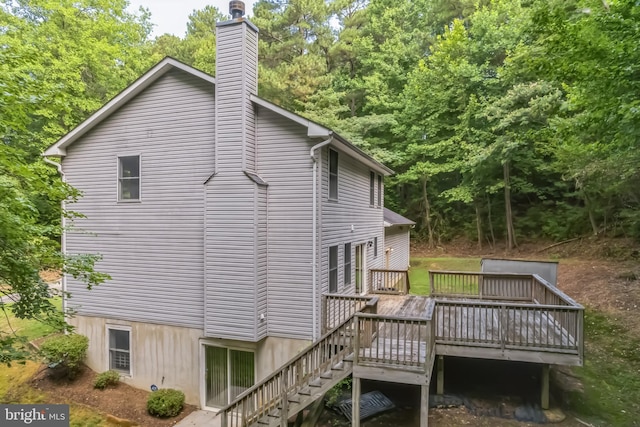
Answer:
1, 0, 639, 254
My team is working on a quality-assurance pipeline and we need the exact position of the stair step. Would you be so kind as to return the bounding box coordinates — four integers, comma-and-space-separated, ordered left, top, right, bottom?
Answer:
299, 387, 312, 396
309, 378, 324, 387
332, 361, 345, 371
288, 394, 301, 403
320, 371, 333, 379
267, 409, 281, 418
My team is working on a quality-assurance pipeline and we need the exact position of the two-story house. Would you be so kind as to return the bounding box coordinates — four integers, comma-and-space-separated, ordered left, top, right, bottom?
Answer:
43, 2, 408, 409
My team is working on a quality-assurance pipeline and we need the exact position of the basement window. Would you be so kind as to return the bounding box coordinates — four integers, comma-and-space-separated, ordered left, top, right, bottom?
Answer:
108, 327, 131, 375
118, 155, 140, 201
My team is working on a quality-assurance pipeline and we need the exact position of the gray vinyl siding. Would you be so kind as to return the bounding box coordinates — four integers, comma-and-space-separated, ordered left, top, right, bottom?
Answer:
62, 70, 214, 328
204, 20, 261, 341
204, 176, 258, 340
256, 108, 314, 340
256, 185, 268, 339
320, 147, 385, 297
215, 22, 258, 174
384, 227, 411, 270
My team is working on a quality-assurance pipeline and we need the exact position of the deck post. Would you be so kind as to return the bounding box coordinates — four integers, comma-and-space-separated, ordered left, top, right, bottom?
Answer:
420, 384, 429, 427
541, 364, 550, 410
352, 376, 361, 427
436, 355, 444, 395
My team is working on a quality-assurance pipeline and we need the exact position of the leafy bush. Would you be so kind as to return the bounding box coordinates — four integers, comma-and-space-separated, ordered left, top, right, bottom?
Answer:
147, 389, 185, 417
40, 334, 88, 379
94, 370, 120, 390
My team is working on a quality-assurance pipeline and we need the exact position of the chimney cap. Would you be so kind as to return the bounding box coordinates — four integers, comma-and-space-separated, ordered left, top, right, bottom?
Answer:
229, 1, 245, 18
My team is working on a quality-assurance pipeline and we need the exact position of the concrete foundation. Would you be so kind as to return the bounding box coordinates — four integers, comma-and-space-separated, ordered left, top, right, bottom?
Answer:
71, 315, 310, 407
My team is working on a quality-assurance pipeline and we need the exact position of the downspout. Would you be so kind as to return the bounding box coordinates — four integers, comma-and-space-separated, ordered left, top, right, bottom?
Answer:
43, 158, 67, 316
310, 134, 333, 341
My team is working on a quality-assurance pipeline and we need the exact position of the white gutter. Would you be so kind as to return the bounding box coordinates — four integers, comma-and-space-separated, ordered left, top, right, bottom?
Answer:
310, 135, 333, 341
43, 158, 67, 317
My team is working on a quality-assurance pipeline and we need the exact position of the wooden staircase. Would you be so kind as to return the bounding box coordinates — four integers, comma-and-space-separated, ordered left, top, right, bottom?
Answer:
218, 296, 378, 427
256, 358, 353, 427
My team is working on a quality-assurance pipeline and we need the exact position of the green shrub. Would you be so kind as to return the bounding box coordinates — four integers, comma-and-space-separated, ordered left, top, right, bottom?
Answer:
40, 334, 88, 379
94, 370, 120, 390
147, 388, 185, 418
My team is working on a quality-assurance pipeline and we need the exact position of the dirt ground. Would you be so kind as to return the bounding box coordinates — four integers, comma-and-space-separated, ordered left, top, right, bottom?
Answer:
32, 366, 196, 426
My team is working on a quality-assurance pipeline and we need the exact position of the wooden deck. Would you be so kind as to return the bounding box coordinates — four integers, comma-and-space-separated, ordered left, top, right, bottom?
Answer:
219, 270, 584, 427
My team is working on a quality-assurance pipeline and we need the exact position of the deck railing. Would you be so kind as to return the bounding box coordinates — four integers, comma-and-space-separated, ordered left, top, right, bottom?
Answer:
429, 271, 532, 301
369, 269, 410, 294
220, 297, 377, 427
435, 300, 582, 353
430, 271, 584, 360
322, 294, 378, 333
355, 299, 435, 372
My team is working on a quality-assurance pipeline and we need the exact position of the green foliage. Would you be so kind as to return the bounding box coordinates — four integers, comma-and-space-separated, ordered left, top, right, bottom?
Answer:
39, 334, 88, 379
147, 388, 185, 418
326, 377, 352, 407
93, 370, 120, 390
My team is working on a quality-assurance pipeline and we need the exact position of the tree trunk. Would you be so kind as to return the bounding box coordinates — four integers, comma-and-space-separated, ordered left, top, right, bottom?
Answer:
422, 177, 435, 248
474, 199, 483, 250
503, 161, 517, 250
583, 191, 599, 236
487, 195, 496, 248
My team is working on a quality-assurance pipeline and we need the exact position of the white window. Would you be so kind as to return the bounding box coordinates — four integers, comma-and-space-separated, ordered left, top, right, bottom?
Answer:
344, 243, 352, 285
377, 174, 382, 207
108, 328, 131, 375
329, 245, 338, 292
118, 155, 140, 201
329, 149, 338, 200
369, 171, 375, 206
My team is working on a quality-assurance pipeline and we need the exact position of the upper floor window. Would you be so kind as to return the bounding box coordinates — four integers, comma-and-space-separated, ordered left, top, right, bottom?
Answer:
377, 174, 383, 207
329, 245, 338, 293
329, 149, 338, 200
118, 155, 140, 201
369, 171, 375, 206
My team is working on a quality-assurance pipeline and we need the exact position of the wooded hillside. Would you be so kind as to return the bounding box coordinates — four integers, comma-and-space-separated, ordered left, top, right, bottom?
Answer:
2, 0, 639, 250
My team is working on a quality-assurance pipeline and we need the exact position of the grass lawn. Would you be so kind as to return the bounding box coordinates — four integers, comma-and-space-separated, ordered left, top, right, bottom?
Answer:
409, 257, 481, 295
0, 298, 63, 341
566, 310, 640, 426
0, 298, 116, 426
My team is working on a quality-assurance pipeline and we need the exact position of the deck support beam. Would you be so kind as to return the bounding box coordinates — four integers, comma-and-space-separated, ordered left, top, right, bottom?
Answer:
420, 384, 429, 427
436, 355, 444, 395
352, 376, 361, 427
541, 364, 550, 410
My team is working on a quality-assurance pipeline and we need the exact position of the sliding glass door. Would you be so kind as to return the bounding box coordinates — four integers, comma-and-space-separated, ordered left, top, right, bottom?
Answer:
205, 346, 254, 408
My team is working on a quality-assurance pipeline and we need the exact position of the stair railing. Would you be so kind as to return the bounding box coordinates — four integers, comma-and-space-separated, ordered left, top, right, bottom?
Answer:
219, 297, 378, 427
